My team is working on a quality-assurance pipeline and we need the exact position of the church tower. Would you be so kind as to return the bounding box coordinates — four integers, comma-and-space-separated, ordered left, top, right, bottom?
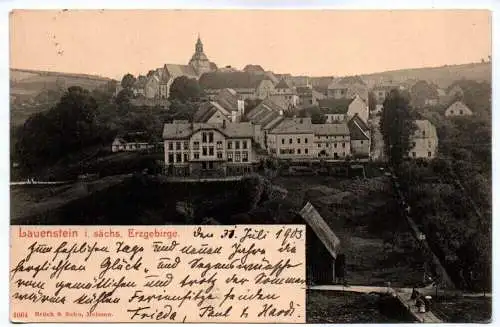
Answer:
189, 35, 211, 76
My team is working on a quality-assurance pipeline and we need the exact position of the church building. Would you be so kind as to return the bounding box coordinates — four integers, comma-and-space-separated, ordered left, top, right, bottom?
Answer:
129, 35, 217, 100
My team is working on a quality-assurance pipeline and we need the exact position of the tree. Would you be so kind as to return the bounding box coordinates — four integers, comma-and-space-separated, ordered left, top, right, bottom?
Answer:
121, 73, 136, 89
410, 80, 438, 108
115, 88, 134, 113
14, 86, 105, 172
169, 76, 202, 102
368, 91, 377, 112
380, 89, 416, 168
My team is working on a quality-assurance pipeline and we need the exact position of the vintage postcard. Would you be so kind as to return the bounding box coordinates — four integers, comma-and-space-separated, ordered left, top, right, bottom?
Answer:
9, 9, 491, 323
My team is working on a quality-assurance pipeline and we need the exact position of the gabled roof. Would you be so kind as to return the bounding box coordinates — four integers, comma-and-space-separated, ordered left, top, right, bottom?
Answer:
446, 100, 472, 113
299, 202, 340, 259
164, 64, 198, 80
269, 117, 313, 134
193, 101, 233, 123
246, 98, 284, 129
216, 88, 241, 112
275, 79, 292, 89
193, 102, 218, 123
312, 123, 349, 136
318, 98, 354, 114
199, 72, 272, 90
163, 122, 255, 139
347, 114, 370, 140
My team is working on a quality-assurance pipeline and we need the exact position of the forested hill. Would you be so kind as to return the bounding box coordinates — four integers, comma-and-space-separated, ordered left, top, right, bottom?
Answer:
10, 68, 111, 97
359, 62, 491, 89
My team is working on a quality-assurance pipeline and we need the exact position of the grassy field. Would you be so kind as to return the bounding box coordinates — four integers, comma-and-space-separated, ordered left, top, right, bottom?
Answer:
273, 175, 425, 287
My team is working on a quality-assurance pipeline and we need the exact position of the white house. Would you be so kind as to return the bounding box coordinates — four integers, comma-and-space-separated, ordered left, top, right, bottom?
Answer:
444, 100, 473, 117
408, 120, 438, 159
318, 95, 369, 123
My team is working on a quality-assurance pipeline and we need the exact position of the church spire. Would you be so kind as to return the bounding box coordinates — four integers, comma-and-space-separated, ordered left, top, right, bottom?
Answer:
195, 34, 203, 53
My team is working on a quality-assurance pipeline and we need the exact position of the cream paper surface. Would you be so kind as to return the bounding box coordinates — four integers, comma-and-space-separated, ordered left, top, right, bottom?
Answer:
10, 225, 306, 323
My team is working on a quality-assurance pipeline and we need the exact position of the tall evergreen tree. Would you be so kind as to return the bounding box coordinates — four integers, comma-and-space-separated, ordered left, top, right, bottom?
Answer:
380, 89, 416, 168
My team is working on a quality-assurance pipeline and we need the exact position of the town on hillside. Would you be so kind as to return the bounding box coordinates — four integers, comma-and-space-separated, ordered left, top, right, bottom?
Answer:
11, 28, 491, 324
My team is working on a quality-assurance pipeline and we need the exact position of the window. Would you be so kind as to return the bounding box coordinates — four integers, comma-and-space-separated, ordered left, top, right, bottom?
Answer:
176, 142, 181, 150
459, 110, 463, 115
428, 152, 432, 157
297, 149, 301, 154
176, 153, 181, 163
193, 141, 200, 150
217, 152, 223, 159
428, 141, 432, 148
450, 110, 454, 115
168, 153, 174, 163
305, 138, 308, 144
361, 140, 364, 144
202, 132, 207, 143
235, 151, 241, 162
412, 152, 416, 158
209, 147, 214, 156
298, 138, 301, 144
194, 152, 200, 159
227, 152, 233, 162
168, 142, 173, 150
281, 139, 285, 145
183, 153, 189, 162
318, 144, 321, 148
235, 141, 240, 150
208, 132, 214, 143
183, 142, 189, 150
412, 142, 416, 147
342, 142, 346, 148
242, 152, 248, 162
305, 148, 308, 154
227, 141, 232, 149
334, 143, 337, 148
242, 141, 248, 149
289, 138, 292, 144
422, 131, 426, 137
202, 147, 208, 156
216, 141, 223, 150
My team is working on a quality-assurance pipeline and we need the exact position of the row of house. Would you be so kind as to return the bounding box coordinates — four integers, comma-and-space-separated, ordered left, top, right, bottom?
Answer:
161, 116, 371, 177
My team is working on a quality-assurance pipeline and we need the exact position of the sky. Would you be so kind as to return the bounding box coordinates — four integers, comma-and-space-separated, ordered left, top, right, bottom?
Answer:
9, 10, 491, 80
